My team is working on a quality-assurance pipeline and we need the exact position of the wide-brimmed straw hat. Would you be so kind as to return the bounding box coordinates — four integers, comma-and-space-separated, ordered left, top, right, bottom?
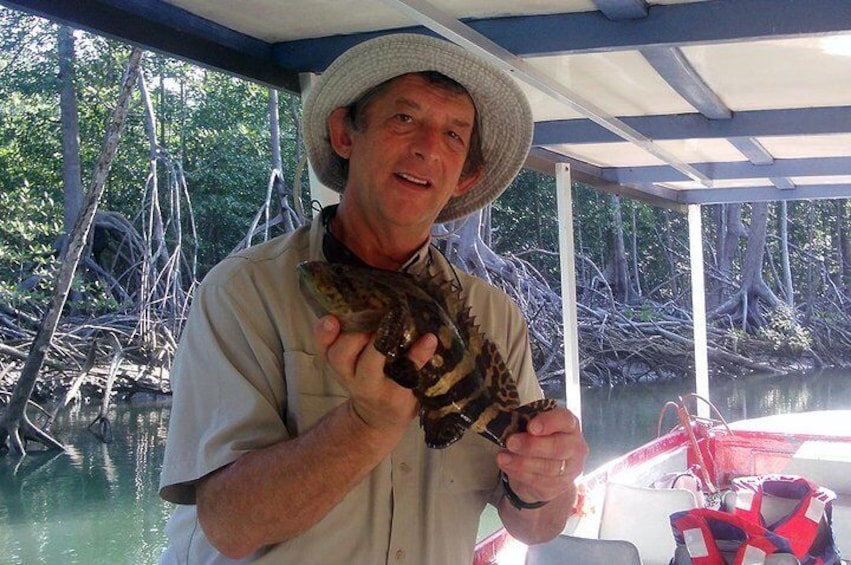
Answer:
303, 33, 533, 223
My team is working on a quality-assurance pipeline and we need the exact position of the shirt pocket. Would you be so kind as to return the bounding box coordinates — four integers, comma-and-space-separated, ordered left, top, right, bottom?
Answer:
283, 350, 348, 435
441, 433, 500, 494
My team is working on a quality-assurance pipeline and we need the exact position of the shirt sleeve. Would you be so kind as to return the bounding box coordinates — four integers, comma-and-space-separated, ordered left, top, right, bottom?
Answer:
158, 259, 289, 504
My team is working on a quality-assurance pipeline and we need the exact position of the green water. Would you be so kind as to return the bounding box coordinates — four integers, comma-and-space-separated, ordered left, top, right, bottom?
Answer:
2, 369, 851, 564
0, 399, 172, 564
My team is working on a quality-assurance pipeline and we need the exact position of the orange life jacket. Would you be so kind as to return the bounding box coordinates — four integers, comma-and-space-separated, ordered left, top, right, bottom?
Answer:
732, 475, 837, 564
670, 508, 791, 565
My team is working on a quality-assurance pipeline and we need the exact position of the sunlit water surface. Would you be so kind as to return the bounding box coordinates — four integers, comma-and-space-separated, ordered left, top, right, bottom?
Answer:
2, 369, 850, 563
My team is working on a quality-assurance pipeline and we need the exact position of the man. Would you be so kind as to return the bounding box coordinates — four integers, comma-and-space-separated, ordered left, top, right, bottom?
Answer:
159, 33, 587, 564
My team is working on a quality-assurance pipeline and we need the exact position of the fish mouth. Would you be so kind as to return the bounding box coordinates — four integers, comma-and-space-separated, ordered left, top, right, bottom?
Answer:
297, 263, 330, 319
299, 280, 323, 316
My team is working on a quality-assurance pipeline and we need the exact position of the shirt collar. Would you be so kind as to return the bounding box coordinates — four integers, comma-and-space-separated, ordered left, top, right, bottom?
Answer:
319, 205, 433, 273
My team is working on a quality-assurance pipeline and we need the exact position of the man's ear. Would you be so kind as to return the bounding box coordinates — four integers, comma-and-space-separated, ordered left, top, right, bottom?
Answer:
454, 167, 484, 198
327, 107, 353, 159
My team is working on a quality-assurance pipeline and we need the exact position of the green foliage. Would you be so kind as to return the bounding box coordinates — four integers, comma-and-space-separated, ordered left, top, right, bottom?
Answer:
625, 302, 660, 323
491, 169, 560, 281
0, 183, 61, 283
0, 87, 63, 206
756, 304, 812, 355
70, 276, 121, 314
0, 10, 299, 279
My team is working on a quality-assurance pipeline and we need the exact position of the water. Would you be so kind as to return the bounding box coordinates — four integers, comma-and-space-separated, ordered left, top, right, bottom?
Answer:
581, 368, 851, 469
2, 370, 851, 564
0, 398, 173, 565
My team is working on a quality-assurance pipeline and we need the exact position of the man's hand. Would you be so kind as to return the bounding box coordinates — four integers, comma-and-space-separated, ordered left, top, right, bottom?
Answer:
314, 315, 437, 434
496, 406, 587, 504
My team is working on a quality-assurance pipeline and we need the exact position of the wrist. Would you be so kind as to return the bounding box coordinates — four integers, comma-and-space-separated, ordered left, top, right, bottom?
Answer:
501, 472, 549, 510
343, 400, 406, 449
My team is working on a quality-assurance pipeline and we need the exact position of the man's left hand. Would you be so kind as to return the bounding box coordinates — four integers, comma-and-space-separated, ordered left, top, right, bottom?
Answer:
496, 406, 588, 504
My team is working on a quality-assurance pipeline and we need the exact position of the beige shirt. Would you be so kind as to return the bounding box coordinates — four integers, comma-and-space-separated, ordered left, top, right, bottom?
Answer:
159, 212, 544, 565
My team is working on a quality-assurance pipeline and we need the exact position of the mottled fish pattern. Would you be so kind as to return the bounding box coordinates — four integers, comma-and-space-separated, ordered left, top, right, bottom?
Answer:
297, 260, 556, 449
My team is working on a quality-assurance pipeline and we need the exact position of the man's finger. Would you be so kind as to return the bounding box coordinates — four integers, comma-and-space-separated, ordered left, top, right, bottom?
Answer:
527, 406, 579, 436
407, 333, 438, 369
314, 315, 341, 352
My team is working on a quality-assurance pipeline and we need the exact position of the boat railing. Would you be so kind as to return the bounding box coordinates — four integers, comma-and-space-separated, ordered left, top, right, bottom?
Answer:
657, 393, 734, 497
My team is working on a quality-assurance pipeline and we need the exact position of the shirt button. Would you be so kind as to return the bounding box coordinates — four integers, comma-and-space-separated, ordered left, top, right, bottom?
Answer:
395, 549, 406, 561
399, 462, 411, 474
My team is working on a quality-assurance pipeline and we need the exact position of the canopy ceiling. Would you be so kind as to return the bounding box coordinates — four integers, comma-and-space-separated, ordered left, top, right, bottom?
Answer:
4, 0, 851, 211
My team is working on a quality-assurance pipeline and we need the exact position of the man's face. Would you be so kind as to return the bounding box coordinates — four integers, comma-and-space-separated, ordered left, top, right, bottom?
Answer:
329, 73, 482, 232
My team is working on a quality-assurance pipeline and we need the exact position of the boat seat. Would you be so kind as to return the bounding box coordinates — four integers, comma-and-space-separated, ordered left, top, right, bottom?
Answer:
525, 534, 641, 565
783, 440, 851, 493
598, 481, 700, 565
832, 493, 851, 555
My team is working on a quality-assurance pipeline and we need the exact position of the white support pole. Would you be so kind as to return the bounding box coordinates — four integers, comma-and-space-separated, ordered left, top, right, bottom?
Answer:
687, 204, 710, 418
299, 73, 340, 212
556, 164, 582, 420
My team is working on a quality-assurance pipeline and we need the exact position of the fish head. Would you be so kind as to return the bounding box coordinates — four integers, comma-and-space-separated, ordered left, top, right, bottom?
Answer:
297, 261, 338, 319
296, 261, 391, 332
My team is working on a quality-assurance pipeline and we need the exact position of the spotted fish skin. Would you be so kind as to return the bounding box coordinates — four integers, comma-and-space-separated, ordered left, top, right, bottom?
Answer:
296, 261, 557, 448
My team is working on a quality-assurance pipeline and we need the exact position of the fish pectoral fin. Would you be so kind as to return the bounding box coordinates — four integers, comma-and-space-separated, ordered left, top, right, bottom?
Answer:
373, 303, 411, 357
384, 357, 420, 389
344, 310, 386, 333
422, 410, 469, 449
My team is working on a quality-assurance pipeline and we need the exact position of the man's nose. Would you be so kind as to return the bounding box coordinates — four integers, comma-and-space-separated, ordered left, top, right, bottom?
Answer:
410, 126, 441, 160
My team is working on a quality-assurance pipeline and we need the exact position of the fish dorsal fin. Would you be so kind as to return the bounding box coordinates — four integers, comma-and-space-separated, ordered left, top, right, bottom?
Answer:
420, 272, 522, 412
478, 338, 522, 410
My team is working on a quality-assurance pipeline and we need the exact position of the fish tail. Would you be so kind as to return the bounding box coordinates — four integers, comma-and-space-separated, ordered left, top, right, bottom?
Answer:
479, 399, 558, 447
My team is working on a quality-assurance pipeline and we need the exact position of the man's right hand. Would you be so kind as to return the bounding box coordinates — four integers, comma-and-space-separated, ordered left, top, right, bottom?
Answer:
313, 315, 437, 435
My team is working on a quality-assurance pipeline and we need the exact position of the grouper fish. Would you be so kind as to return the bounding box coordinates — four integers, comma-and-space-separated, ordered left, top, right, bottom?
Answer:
296, 260, 556, 449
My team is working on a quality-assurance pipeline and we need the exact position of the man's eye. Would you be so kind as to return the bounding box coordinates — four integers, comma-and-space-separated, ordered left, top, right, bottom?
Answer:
395, 114, 413, 123
448, 131, 464, 143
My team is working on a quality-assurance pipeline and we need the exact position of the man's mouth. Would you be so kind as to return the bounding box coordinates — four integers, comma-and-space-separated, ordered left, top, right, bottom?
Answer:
396, 172, 431, 187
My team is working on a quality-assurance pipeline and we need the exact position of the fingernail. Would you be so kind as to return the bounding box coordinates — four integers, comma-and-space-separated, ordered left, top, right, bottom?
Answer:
321, 317, 335, 332
529, 421, 543, 435
507, 436, 521, 451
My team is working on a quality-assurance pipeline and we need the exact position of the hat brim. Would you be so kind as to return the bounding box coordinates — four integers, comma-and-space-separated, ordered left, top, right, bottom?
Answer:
303, 33, 533, 224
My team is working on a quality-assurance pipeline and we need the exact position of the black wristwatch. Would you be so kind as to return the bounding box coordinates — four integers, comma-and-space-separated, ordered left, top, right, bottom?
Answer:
501, 472, 549, 510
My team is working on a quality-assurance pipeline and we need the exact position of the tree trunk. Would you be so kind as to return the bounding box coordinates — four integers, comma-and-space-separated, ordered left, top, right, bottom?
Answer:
268, 88, 294, 235
715, 203, 745, 307
655, 208, 678, 299
779, 201, 794, 306
630, 204, 642, 298
739, 203, 769, 289
575, 213, 588, 294
286, 96, 307, 220
803, 203, 816, 324
0, 47, 143, 456
137, 71, 168, 271
836, 200, 851, 294
88, 333, 123, 444
59, 26, 83, 240
608, 194, 632, 303
58, 26, 85, 312
710, 202, 782, 331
